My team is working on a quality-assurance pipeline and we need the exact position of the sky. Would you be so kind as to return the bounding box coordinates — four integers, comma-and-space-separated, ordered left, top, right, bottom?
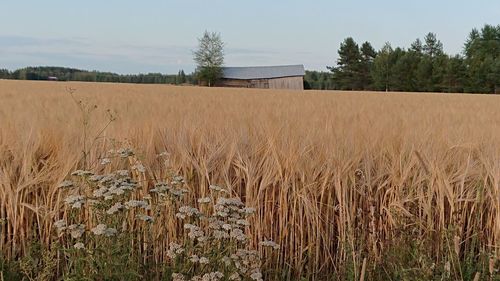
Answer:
0, 1, 498, 74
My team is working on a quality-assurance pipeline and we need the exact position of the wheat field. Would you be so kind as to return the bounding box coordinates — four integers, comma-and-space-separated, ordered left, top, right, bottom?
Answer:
0, 79, 499, 279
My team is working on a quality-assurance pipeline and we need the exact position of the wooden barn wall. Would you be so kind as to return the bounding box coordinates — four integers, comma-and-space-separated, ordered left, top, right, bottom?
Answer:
268, 76, 304, 90
217, 79, 251, 88
218, 76, 303, 90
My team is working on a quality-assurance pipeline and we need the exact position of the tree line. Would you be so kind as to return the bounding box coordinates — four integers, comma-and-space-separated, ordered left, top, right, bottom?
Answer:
0, 66, 195, 85
305, 24, 499, 94
1, 24, 498, 93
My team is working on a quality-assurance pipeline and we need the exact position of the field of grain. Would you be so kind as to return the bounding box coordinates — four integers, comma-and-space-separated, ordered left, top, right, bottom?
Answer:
0, 80, 499, 279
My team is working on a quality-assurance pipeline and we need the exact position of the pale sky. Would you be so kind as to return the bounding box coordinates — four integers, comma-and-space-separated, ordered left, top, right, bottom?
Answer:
0, 1, 498, 74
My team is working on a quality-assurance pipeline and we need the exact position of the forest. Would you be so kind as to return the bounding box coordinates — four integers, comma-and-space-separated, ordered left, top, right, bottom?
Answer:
0, 67, 193, 85
0, 24, 498, 93
308, 24, 499, 93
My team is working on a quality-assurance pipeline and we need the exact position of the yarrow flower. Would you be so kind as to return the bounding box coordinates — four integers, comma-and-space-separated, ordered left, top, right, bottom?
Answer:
197, 197, 211, 204
116, 170, 129, 177
54, 219, 66, 230
100, 158, 111, 165
230, 228, 246, 241
171, 273, 185, 281
157, 151, 169, 157
67, 224, 85, 239
131, 163, 146, 173
209, 185, 228, 193
169, 188, 189, 198
249, 271, 263, 281
57, 180, 74, 188
137, 214, 154, 222
176, 206, 200, 219
172, 175, 185, 184
150, 182, 170, 194
106, 202, 123, 215
91, 224, 117, 237
167, 242, 184, 259
124, 200, 148, 209
236, 219, 250, 226
118, 148, 134, 158
73, 242, 85, 249
64, 195, 85, 209
71, 170, 94, 177
89, 174, 104, 182
259, 239, 280, 250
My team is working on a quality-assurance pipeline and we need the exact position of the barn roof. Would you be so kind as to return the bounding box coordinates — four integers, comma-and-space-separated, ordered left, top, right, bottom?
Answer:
222, 65, 305, 80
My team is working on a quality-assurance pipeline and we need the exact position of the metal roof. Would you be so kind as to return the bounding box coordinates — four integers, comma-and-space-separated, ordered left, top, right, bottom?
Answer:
222, 65, 305, 80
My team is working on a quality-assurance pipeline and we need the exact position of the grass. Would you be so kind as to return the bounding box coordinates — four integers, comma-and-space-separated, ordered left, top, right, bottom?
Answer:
0, 79, 499, 280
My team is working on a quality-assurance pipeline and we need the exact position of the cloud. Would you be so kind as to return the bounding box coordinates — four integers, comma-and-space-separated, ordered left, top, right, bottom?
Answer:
0, 35, 197, 73
0, 35, 328, 73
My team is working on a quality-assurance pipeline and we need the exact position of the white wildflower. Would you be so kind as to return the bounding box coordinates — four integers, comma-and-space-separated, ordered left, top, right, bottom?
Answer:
91, 224, 106, 235
131, 163, 146, 173
197, 197, 211, 204
216, 211, 228, 218
87, 199, 99, 206
106, 202, 123, 215
89, 175, 104, 182
236, 219, 250, 226
108, 186, 125, 196
167, 242, 184, 259
73, 242, 85, 249
172, 273, 185, 281
209, 185, 228, 193
124, 200, 148, 209
57, 180, 74, 188
249, 271, 263, 281
67, 224, 85, 239
93, 186, 108, 198
91, 224, 117, 237
116, 170, 129, 177
186, 225, 205, 241
157, 151, 169, 157
64, 195, 85, 209
217, 197, 243, 207
118, 148, 134, 158
172, 175, 185, 184
260, 239, 280, 250
150, 182, 170, 193
176, 206, 200, 219
54, 219, 66, 230
201, 272, 223, 281
230, 229, 246, 241
184, 223, 197, 230
229, 273, 241, 281
222, 256, 232, 266
190, 254, 199, 263
137, 214, 154, 222
222, 223, 232, 230
169, 188, 188, 197
104, 227, 117, 237
100, 158, 111, 165
241, 207, 256, 215
71, 170, 94, 177
199, 257, 209, 264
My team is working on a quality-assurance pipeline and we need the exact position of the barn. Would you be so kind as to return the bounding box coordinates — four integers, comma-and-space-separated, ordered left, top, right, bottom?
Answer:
218, 64, 305, 90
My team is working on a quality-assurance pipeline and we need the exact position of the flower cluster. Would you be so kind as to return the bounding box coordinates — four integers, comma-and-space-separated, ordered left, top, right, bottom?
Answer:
168, 185, 278, 281
53, 147, 279, 280
54, 149, 153, 255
